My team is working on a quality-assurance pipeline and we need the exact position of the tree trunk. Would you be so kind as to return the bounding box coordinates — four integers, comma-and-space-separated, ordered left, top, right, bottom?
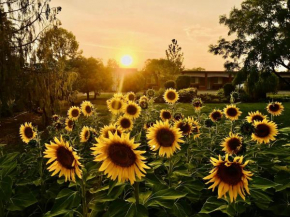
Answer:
86, 92, 89, 100
94, 92, 97, 99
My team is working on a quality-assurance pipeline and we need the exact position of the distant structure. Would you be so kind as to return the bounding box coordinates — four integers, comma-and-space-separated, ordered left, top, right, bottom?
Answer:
181, 70, 234, 90
111, 68, 138, 91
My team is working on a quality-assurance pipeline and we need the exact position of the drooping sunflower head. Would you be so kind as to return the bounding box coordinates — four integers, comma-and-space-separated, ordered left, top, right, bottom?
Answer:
204, 155, 253, 202
52, 114, 59, 122
221, 132, 243, 155
173, 113, 184, 122
65, 118, 74, 132
246, 111, 267, 123
223, 104, 242, 121
192, 98, 203, 111
139, 100, 149, 109
43, 136, 82, 182
80, 126, 91, 143
81, 101, 94, 117
209, 109, 223, 122
160, 109, 172, 121
143, 121, 155, 130
123, 102, 141, 119
240, 121, 255, 136
174, 119, 193, 136
205, 118, 214, 128
91, 133, 150, 184
107, 97, 125, 115
188, 117, 201, 139
163, 88, 179, 104
146, 89, 155, 98
100, 124, 123, 139
19, 122, 37, 144
266, 102, 284, 116
126, 92, 136, 102
139, 95, 149, 102
147, 121, 184, 158
67, 106, 81, 120
117, 116, 133, 132
251, 119, 278, 144
54, 121, 63, 131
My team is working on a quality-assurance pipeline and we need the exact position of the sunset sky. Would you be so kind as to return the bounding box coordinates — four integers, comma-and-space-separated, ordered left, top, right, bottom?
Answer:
54, 0, 243, 70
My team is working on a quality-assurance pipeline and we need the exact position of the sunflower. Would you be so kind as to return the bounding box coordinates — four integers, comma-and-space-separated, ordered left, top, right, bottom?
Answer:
43, 136, 82, 182
240, 121, 255, 136
209, 109, 223, 122
174, 119, 193, 136
100, 124, 123, 139
139, 95, 149, 102
80, 126, 91, 143
81, 101, 94, 117
163, 88, 179, 104
67, 106, 81, 120
147, 121, 184, 158
19, 122, 37, 144
204, 155, 253, 202
123, 102, 141, 119
91, 132, 150, 184
173, 113, 184, 122
146, 89, 155, 98
65, 118, 74, 131
117, 116, 133, 131
188, 117, 201, 139
223, 104, 242, 121
266, 102, 284, 116
139, 100, 148, 109
251, 119, 278, 144
143, 122, 154, 130
246, 111, 267, 123
107, 98, 125, 115
52, 114, 59, 122
221, 133, 243, 155
54, 121, 63, 131
192, 98, 203, 111
160, 109, 172, 121
126, 92, 136, 102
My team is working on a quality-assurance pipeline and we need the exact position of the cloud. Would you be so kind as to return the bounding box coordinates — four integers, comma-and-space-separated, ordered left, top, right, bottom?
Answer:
184, 24, 226, 42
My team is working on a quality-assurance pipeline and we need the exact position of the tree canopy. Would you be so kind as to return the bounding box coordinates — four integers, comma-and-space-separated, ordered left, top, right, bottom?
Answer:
209, 0, 290, 87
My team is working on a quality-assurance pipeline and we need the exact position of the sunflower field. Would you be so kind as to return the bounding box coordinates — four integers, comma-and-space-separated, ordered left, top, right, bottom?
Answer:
2, 89, 290, 217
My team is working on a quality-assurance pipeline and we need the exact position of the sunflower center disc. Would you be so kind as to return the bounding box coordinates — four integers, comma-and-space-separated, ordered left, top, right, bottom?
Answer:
128, 94, 135, 101
112, 100, 122, 110
255, 124, 270, 138
108, 143, 136, 167
269, 104, 279, 112
227, 108, 238, 117
127, 105, 137, 115
178, 123, 191, 134
56, 146, 75, 169
156, 129, 175, 147
212, 112, 221, 121
217, 163, 243, 185
167, 92, 176, 100
68, 120, 73, 128
121, 119, 131, 128
193, 101, 202, 108
174, 114, 182, 121
72, 109, 79, 117
85, 105, 92, 114
24, 127, 33, 139
252, 115, 263, 122
228, 138, 241, 152
162, 111, 171, 119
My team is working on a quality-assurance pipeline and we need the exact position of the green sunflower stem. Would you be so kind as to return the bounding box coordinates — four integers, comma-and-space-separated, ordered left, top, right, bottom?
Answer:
169, 158, 173, 188
81, 178, 88, 217
134, 182, 140, 205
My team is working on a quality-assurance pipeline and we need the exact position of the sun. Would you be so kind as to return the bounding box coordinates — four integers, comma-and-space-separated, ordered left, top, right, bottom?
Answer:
121, 55, 133, 66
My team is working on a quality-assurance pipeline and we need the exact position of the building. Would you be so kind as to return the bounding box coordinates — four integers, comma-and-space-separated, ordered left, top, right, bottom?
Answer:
111, 68, 138, 91
181, 70, 235, 90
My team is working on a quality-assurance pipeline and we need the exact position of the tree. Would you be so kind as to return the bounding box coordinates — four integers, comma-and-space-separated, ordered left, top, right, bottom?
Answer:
165, 39, 184, 76
209, 0, 290, 89
73, 57, 112, 99
186, 67, 205, 71
28, 27, 79, 124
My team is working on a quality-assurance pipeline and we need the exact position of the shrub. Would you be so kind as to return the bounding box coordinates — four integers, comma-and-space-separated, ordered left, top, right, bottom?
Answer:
178, 88, 198, 103
223, 83, 235, 97
164, 80, 176, 89
176, 76, 190, 90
